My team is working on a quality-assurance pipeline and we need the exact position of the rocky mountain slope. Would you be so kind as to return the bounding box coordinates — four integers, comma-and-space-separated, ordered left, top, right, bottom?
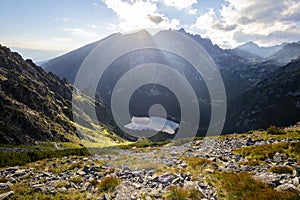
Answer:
0, 45, 77, 144
268, 42, 300, 64
235, 41, 286, 58
0, 125, 299, 199
0, 45, 123, 146
225, 58, 300, 133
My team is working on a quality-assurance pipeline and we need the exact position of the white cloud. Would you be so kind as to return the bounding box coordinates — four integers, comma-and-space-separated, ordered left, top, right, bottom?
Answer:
162, 0, 197, 10
53, 17, 75, 23
187, 8, 198, 15
192, 0, 300, 48
93, 2, 99, 7
86, 24, 99, 29
63, 28, 99, 37
102, 0, 180, 32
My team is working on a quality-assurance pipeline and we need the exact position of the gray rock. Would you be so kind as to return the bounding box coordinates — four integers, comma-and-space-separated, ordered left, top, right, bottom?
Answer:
81, 182, 91, 191
275, 183, 300, 193
155, 174, 174, 187
273, 152, 283, 163
254, 173, 282, 187
0, 183, 11, 190
77, 170, 86, 176
102, 193, 111, 200
84, 193, 93, 199
212, 163, 219, 170
293, 177, 299, 186
293, 167, 300, 177
145, 196, 152, 200
245, 138, 255, 146
180, 163, 187, 168
0, 191, 14, 200
12, 169, 27, 177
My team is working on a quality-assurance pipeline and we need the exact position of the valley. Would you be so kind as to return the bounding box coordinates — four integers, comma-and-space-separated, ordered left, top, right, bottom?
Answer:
0, 29, 299, 200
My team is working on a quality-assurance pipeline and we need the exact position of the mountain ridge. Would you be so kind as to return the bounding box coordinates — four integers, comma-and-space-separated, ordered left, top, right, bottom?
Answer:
235, 41, 286, 58
39, 29, 300, 137
0, 45, 124, 145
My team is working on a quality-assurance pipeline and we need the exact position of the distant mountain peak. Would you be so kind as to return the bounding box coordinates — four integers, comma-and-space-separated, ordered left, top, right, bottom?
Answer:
238, 41, 259, 49
235, 41, 287, 58
177, 28, 187, 34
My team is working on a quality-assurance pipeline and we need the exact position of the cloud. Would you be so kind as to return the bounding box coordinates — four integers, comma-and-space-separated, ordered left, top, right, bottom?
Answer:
192, 0, 300, 48
148, 14, 166, 24
86, 24, 99, 29
102, 0, 180, 32
162, 0, 197, 10
93, 2, 99, 7
63, 28, 99, 37
53, 17, 75, 23
187, 9, 198, 15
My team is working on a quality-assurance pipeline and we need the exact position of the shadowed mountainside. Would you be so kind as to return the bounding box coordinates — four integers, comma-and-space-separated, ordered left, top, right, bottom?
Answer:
0, 45, 124, 145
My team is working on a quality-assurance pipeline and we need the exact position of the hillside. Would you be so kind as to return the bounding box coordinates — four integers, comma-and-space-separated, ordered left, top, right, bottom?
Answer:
268, 42, 300, 64
0, 45, 124, 146
225, 58, 300, 133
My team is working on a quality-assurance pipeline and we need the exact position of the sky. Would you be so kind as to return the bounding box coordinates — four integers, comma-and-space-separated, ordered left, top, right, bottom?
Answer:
0, 0, 299, 61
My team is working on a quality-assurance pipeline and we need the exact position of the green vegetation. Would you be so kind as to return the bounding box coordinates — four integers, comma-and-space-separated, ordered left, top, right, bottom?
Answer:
266, 125, 285, 135
184, 157, 212, 169
73, 122, 128, 149
118, 136, 203, 150
234, 142, 300, 163
97, 177, 121, 193
54, 180, 70, 188
212, 172, 299, 200
270, 166, 294, 174
0, 142, 59, 151
164, 186, 203, 200
220, 127, 300, 141
0, 148, 90, 168
7, 182, 94, 200
48, 162, 84, 174
119, 138, 171, 149
70, 176, 84, 183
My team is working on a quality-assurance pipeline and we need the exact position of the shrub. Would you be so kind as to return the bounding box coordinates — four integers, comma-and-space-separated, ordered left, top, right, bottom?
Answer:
270, 166, 293, 174
184, 157, 212, 169
54, 180, 70, 188
234, 142, 300, 162
233, 142, 289, 160
97, 177, 121, 193
71, 176, 84, 183
164, 186, 203, 200
214, 172, 299, 200
0, 148, 90, 167
266, 125, 285, 135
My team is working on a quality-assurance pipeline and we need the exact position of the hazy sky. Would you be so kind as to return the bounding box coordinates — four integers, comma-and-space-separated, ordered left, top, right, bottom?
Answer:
0, 0, 299, 61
